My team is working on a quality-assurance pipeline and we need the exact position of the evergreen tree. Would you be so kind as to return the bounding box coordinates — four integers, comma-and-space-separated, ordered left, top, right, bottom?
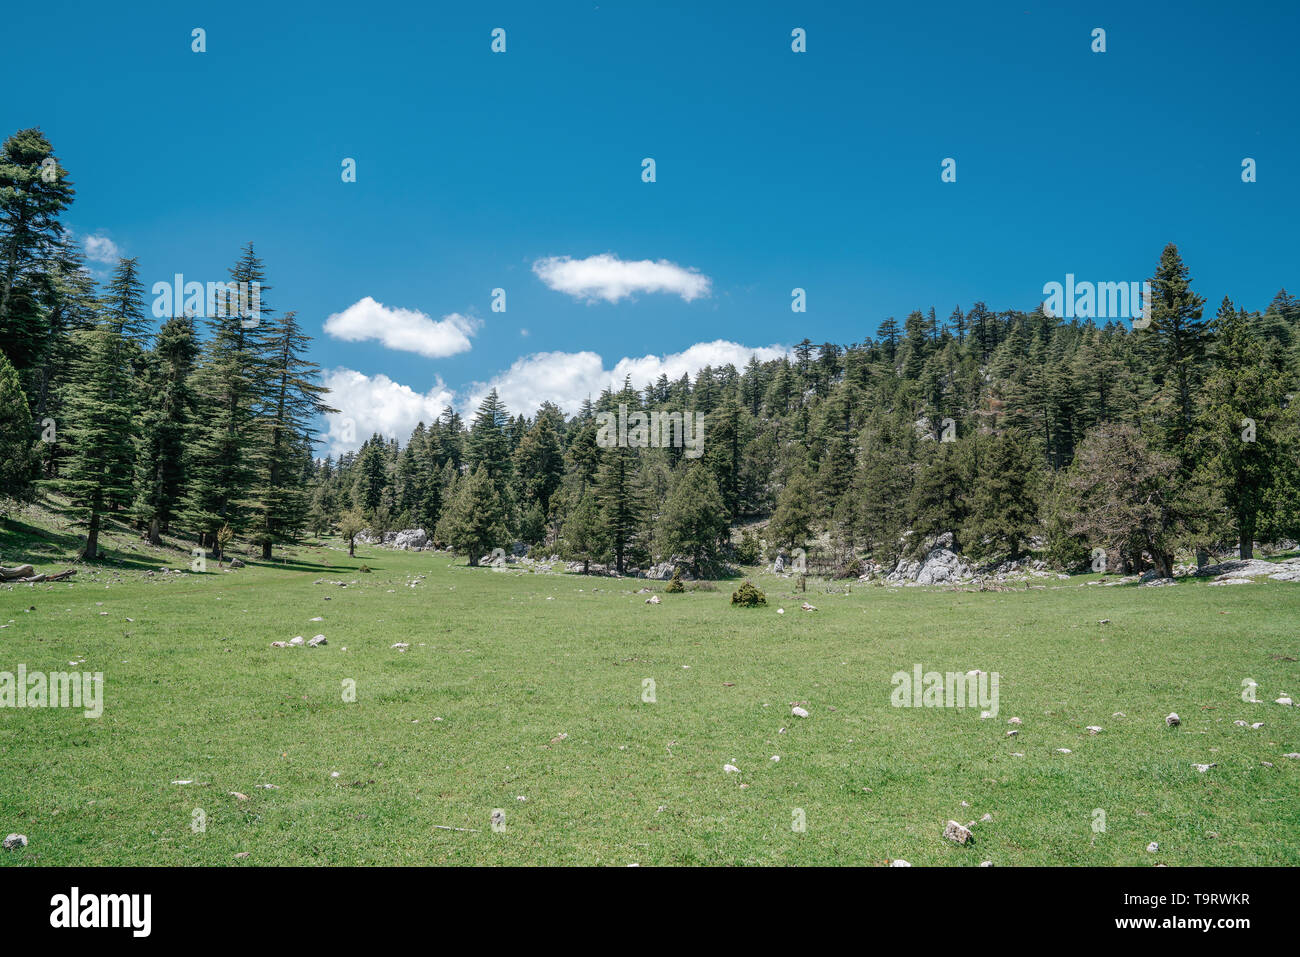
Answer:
0, 128, 76, 382
45, 313, 137, 559
0, 347, 33, 499
178, 244, 271, 555
133, 315, 198, 544
252, 310, 337, 559
596, 441, 645, 575
657, 465, 728, 573
1198, 298, 1289, 557
769, 468, 816, 550
438, 464, 509, 565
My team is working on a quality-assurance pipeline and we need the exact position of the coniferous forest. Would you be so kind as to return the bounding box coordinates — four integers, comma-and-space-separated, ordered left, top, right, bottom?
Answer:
2, 127, 1298, 579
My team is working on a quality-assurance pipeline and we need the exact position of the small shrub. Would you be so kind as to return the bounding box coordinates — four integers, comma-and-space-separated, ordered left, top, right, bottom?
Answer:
358, 564, 372, 574
837, 557, 864, 579
730, 579, 767, 607
665, 568, 685, 593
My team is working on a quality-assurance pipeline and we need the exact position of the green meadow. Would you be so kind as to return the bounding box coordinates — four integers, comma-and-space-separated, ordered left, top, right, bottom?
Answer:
1, 512, 1297, 866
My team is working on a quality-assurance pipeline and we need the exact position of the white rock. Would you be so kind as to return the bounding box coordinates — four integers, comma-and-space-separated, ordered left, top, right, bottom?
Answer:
645, 595, 661, 604
777, 608, 784, 614
3, 834, 28, 850
1275, 697, 1293, 706
1146, 842, 1159, 853
1191, 763, 1216, 773
1165, 713, 1180, 727
723, 763, 741, 774
979, 860, 993, 867
889, 859, 912, 867
308, 634, 327, 647
1086, 726, 1103, 734
792, 706, 810, 718
288, 635, 305, 647
1007, 716, 1022, 725
1055, 748, 1072, 754
943, 820, 973, 844
1005, 729, 1019, 737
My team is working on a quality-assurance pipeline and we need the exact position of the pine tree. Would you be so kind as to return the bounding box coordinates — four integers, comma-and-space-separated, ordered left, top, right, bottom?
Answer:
178, 245, 274, 556
133, 315, 198, 544
45, 312, 137, 559
657, 465, 728, 573
1198, 298, 1289, 557
438, 464, 509, 565
252, 310, 337, 559
561, 488, 606, 574
962, 430, 1042, 559
0, 347, 34, 499
0, 128, 76, 382
596, 441, 645, 575
769, 468, 816, 550
513, 403, 565, 516
1142, 243, 1210, 461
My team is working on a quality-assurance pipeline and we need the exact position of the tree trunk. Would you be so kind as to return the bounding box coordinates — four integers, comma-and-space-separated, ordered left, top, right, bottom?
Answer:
1195, 548, 1208, 571
261, 540, 272, 560
582, 558, 589, 575
1153, 551, 1173, 579
81, 512, 100, 561
1239, 516, 1255, 560
148, 516, 162, 547
348, 538, 356, 557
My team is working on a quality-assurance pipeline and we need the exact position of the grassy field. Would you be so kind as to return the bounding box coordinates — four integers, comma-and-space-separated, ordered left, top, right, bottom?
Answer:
1, 509, 1298, 866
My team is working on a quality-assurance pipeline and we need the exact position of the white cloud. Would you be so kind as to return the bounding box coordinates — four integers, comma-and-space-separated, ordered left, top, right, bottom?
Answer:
323, 296, 480, 358
532, 253, 711, 303
82, 234, 121, 264
321, 367, 455, 456
462, 340, 788, 417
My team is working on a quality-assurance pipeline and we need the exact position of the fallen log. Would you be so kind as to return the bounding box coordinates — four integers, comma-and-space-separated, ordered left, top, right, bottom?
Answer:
0, 565, 77, 583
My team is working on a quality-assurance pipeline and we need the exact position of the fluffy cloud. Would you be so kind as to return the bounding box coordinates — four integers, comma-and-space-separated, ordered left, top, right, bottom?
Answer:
323, 340, 789, 454
321, 368, 455, 456
462, 340, 788, 417
323, 297, 480, 358
82, 234, 121, 264
532, 253, 711, 303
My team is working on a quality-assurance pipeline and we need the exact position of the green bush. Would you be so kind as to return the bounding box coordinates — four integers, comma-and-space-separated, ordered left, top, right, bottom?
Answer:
730, 580, 767, 607
665, 568, 685, 593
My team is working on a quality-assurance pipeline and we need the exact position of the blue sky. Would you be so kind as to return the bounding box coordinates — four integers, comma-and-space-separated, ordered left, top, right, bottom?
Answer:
6, 0, 1298, 453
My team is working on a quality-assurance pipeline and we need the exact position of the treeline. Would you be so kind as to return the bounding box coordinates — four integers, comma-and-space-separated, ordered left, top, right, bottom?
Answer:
4, 125, 1299, 576
314, 247, 1300, 576
0, 128, 333, 559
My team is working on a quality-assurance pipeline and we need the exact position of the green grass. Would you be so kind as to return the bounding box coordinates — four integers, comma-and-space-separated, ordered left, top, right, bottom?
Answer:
1, 509, 1298, 865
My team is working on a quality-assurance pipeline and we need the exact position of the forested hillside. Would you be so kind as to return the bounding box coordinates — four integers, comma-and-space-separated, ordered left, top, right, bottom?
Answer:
3, 126, 1298, 576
